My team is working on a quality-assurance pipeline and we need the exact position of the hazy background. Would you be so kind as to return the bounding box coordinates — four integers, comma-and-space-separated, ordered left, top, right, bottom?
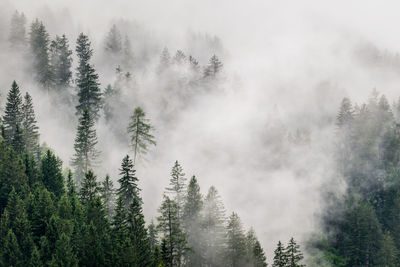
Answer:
1, 0, 400, 261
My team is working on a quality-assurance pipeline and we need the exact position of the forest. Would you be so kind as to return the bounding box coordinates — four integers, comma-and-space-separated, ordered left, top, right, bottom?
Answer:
1, 1, 400, 267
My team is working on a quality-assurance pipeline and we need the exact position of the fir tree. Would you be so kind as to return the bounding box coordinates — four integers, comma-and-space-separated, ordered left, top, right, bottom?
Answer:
100, 174, 115, 220
29, 19, 53, 89
3, 81, 23, 147
105, 25, 122, 54
157, 195, 187, 267
75, 33, 102, 120
245, 229, 268, 267
79, 170, 100, 205
117, 155, 140, 209
166, 160, 187, 220
203, 54, 223, 78
127, 196, 152, 266
21, 92, 40, 157
28, 245, 42, 267
182, 175, 203, 266
50, 35, 73, 88
40, 150, 64, 198
272, 241, 287, 267
173, 50, 186, 65
71, 109, 100, 184
127, 107, 156, 164
226, 212, 247, 267
285, 238, 304, 267
202, 186, 227, 266
49, 233, 78, 267
336, 97, 353, 128
9, 10, 27, 49
2, 229, 23, 266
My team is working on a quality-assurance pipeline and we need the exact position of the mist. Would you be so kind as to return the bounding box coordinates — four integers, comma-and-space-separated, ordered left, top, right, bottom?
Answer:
2, 0, 400, 263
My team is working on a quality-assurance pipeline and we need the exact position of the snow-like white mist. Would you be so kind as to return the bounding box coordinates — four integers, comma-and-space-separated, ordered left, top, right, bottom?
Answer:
2, 0, 400, 261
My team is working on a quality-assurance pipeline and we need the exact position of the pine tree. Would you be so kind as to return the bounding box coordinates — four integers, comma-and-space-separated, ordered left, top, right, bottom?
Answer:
71, 109, 100, 184
226, 212, 247, 267
21, 92, 40, 157
100, 174, 115, 220
202, 186, 227, 266
79, 170, 100, 205
29, 186, 55, 241
182, 175, 203, 266
166, 160, 187, 220
127, 107, 156, 164
336, 97, 353, 128
3, 81, 23, 147
9, 10, 27, 49
49, 233, 78, 267
66, 169, 76, 197
127, 197, 152, 266
29, 19, 53, 89
272, 241, 287, 267
105, 24, 122, 54
122, 35, 134, 70
12, 124, 24, 154
173, 50, 186, 65
40, 150, 64, 198
117, 155, 140, 209
28, 245, 42, 267
75, 33, 102, 120
245, 229, 267, 267
203, 54, 223, 78
285, 238, 304, 267
50, 35, 73, 88
158, 47, 171, 73
2, 229, 23, 266
157, 195, 187, 267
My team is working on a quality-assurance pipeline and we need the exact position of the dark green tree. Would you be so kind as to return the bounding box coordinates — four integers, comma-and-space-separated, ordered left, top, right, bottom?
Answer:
71, 109, 99, 184
157, 195, 187, 267
3, 81, 23, 147
49, 233, 78, 267
272, 241, 286, 267
285, 238, 304, 267
117, 155, 139, 209
79, 170, 100, 205
127, 107, 156, 164
21, 92, 40, 157
100, 174, 115, 220
40, 150, 64, 198
75, 33, 102, 119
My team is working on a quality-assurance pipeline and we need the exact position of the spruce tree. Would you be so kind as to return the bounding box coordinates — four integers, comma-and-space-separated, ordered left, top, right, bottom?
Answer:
173, 50, 186, 65
75, 33, 102, 120
202, 186, 227, 266
29, 19, 53, 89
3, 81, 23, 147
21, 92, 40, 157
105, 25, 122, 54
117, 155, 139, 209
79, 170, 100, 205
40, 150, 64, 198
127, 196, 152, 266
50, 35, 73, 88
127, 107, 156, 163
182, 175, 204, 266
245, 229, 267, 267
203, 54, 223, 78
158, 47, 171, 73
166, 160, 187, 220
285, 238, 305, 267
272, 241, 287, 267
71, 109, 99, 184
100, 174, 115, 220
9, 10, 27, 49
49, 233, 78, 267
336, 97, 353, 128
2, 229, 23, 266
225, 212, 247, 267
157, 195, 187, 267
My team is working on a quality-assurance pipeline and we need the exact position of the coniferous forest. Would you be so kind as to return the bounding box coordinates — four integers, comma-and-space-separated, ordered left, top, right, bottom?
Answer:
1, 1, 400, 267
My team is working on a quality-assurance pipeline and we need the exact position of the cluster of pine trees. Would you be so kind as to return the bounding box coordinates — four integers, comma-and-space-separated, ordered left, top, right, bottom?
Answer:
310, 90, 400, 266
0, 10, 308, 267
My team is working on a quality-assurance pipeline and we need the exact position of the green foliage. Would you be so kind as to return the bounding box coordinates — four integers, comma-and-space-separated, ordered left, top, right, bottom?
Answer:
127, 106, 156, 163
40, 150, 64, 198
75, 33, 102, 120
3, 81, 23, 148
50, 34, 73, 88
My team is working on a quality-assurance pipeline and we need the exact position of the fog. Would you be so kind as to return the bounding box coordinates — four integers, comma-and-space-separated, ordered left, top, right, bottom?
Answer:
1, 0, 400, 261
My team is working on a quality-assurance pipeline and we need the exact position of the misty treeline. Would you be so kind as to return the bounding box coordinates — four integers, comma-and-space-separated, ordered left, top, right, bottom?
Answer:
306, 91, 400, 266
0, 10, 308, 267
